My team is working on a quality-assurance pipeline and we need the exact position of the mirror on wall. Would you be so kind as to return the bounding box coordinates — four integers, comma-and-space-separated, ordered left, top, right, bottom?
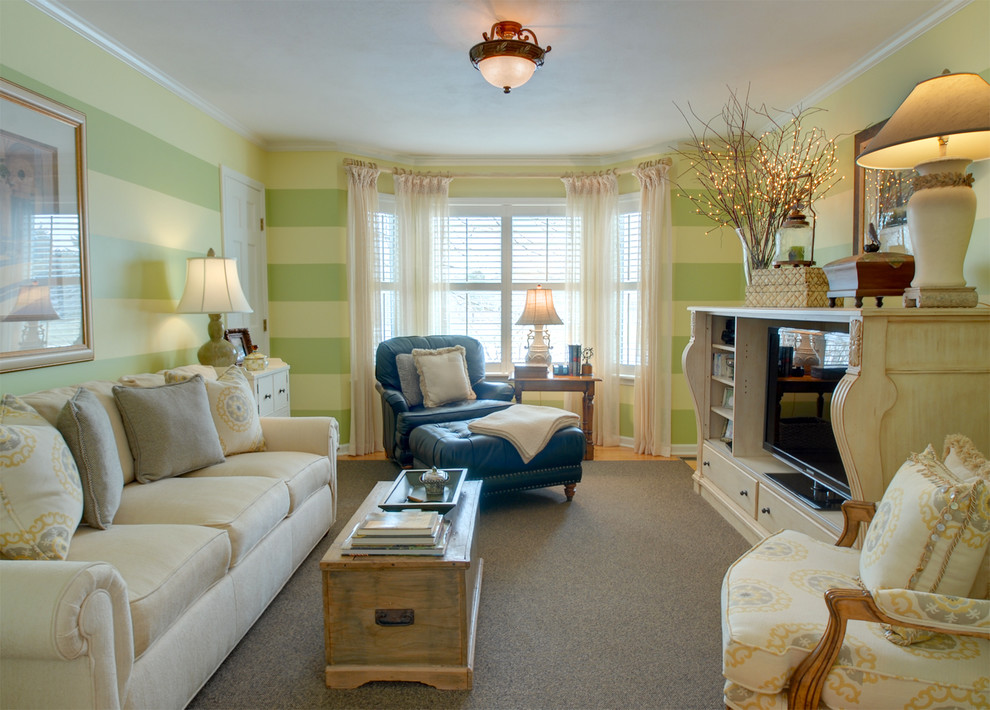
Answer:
1, 79, 93, 373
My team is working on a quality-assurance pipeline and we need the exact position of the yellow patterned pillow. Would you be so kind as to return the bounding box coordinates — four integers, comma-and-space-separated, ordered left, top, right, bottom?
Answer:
0, 396, 83, 560
860, 446, 990, 597
943, 434, 990, 481
165, 366, 265, 455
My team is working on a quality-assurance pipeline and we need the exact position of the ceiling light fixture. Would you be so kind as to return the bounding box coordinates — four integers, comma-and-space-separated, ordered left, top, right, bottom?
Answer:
469, 20, 550, 94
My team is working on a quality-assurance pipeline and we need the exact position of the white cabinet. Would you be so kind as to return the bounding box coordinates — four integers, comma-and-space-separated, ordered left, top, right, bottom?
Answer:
683, 306, 990, 545
242, 359, 291, 417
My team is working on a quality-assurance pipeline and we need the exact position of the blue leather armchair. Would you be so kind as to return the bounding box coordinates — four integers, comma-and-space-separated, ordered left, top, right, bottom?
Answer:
375, 335, 515, 465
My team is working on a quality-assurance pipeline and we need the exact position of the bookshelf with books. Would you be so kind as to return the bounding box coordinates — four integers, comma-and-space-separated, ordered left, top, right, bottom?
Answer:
709, 316, 736, 451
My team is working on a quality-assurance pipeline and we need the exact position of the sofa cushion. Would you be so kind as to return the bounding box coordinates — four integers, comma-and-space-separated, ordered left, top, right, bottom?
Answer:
67, 524, 231, 658
412, 346, 476, 408
165, 366, 265, 456
20, 380, 137, 485
859, 447, 990, 598
112, 476, 289, 566
0, 397, 83, 560
396, 354, 424, 406
113, 376, 225, 483
722, 529, 990, 708
184, 451, 330, 515
56, 388, 124, 530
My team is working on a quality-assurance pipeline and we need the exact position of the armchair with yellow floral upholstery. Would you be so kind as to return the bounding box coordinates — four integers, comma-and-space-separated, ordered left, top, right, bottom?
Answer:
721, 435, 990, 709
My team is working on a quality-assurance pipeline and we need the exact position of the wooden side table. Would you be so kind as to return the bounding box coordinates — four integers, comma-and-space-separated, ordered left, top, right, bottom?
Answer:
509, 374, 601, 460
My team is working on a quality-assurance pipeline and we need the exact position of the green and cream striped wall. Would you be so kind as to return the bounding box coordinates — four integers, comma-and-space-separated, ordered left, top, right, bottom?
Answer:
1, 0, 265, 396
2, 0, 986, 455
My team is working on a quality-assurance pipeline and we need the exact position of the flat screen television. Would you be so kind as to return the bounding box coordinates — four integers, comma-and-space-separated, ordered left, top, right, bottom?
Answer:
763, 327, 850, 509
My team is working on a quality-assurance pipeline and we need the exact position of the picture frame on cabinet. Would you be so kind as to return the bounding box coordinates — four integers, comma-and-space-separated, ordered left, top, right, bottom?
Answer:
224, 328, 252, 365
853, 119, 913, 254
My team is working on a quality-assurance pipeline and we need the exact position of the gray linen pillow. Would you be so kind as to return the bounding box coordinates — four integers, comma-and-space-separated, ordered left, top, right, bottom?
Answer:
57, 387, 124, 529
396, 353, 424, 407
112, 375, 225, 483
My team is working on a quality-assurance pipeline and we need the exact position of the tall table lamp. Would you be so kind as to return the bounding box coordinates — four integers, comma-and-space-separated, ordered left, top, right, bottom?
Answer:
177, 248, 252, 366
516, 284, 563, 367
856, 71, 990, 307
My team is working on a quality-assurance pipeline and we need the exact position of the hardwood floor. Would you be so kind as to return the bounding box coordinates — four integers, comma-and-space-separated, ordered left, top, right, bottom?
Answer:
339, 446, 697, 469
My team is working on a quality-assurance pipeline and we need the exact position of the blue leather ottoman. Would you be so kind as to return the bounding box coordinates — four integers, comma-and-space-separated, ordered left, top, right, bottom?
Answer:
409, 419, 584, 500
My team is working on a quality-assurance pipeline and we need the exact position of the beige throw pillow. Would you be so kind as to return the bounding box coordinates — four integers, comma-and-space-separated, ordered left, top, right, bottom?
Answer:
859, 445, 990, 645
113, 376, 225, 483
0, 396, 83, 560
412, 346, 476, 408
57, 388, 124, 529
165, 366, 265, 455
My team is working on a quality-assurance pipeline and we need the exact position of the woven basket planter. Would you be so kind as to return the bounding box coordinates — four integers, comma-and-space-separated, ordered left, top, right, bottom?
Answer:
745, 266, 829, 308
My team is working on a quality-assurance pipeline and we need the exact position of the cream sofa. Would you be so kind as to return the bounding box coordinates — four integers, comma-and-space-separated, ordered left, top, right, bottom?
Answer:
0, 367, 338, 710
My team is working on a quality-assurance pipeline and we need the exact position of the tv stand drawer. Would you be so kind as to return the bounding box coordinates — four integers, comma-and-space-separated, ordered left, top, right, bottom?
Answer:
702, 444, 758, 518
758, 482, 842, 540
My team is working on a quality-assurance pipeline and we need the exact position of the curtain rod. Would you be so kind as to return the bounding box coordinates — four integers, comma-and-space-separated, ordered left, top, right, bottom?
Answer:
344, 158, 671, 179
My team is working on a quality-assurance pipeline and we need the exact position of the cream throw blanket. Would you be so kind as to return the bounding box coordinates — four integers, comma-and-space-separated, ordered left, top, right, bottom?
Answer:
468, 404, 580, 464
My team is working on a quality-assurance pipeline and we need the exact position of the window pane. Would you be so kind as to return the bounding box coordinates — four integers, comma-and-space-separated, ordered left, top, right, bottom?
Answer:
445, 290, 501, 362
511, 216, 569, 283
619, 289, 639, 367
375, 212, 397, 284
618, 212, 640, 282
448, 216, 501, 283
380, 289, 398, 342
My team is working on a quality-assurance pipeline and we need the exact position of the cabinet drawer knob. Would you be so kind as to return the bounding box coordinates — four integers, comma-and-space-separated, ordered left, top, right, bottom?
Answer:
278, 388, 286, 394
739, 489, 749, 497
264, 394, 272, 400
761, 507, 771, 514
703, 460, 710, 467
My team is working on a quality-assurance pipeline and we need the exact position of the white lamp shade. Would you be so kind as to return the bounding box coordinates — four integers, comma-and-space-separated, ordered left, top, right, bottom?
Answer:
516, 286, 563, 326
177, 254, 252, 314
1, 283, 59, 322
857, 72, 990, 170
478, 55, 537, 91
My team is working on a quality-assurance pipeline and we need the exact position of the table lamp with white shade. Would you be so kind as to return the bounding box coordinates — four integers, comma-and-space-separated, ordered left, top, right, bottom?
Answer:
516, 284, 563, 367
856, 71, 990, 307
176, 248, 253, 366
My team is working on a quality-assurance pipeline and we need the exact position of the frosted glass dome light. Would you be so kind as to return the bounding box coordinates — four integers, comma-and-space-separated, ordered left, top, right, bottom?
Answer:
469, 20, 550, 94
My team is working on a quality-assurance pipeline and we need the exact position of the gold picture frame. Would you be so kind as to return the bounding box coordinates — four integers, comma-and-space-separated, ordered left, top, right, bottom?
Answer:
1, 79, 92, 372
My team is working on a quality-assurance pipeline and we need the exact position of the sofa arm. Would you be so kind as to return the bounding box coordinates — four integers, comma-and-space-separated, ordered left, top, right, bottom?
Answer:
377, 384, 411, 413
474, 380, 514, 401
261, 416, 340, 457
1, 560, 133, 710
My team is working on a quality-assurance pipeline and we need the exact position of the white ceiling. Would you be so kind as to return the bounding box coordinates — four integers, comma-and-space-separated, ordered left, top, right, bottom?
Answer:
40, 0, 956, 163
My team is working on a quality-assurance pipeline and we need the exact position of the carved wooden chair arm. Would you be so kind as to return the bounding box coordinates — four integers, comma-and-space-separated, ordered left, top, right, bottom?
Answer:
787, 588, 990, 709
835, 500, 876, 547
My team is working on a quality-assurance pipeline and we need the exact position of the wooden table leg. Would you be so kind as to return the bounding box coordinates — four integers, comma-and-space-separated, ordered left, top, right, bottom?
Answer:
582, 386, 595, 460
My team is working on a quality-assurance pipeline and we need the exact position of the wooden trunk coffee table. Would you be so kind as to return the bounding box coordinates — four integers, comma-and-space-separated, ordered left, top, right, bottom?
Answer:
320, 480, 483, 690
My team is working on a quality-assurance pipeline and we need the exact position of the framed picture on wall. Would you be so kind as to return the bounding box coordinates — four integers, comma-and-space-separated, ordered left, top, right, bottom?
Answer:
224, 328, 253, 365
853, 120, 914, 254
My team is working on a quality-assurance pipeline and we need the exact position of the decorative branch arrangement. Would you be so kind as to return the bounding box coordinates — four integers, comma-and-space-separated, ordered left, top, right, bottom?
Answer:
673, 87, 843, 274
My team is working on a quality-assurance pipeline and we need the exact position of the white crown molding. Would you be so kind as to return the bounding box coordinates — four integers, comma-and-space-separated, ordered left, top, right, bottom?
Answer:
31, 0, 971, 165
27, 0, 266, 147
796, 0, 973, 110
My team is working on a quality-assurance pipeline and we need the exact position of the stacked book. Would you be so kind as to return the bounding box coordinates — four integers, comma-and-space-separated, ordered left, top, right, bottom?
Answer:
341, 510, 451, 556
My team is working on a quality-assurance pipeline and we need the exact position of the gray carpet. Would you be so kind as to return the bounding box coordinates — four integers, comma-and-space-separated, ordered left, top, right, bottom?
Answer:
188, 459, 749, 710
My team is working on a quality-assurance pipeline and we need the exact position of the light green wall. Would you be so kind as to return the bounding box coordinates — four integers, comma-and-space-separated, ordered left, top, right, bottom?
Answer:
2, 0, 987, 451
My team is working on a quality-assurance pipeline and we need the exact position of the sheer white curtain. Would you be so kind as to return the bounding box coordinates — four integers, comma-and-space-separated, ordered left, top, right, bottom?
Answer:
393, 170, 452, 335
561, 171, 620, 447
345, 160, 383, 455
633, 160, 674, 456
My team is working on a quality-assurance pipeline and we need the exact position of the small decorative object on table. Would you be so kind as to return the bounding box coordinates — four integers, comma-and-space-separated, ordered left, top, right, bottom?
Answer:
822, 232, 915, 308
243, 345, 269, 371
419, 467, 449, 500
567, 344, 581, 375
581, 347, 594, 376
380, 468, 467, 512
